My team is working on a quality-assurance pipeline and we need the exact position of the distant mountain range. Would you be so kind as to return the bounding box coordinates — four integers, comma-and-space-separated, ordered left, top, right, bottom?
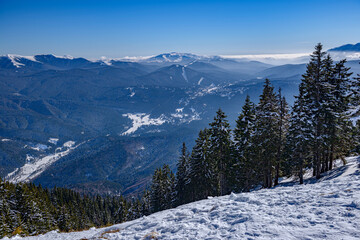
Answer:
329, 43, 360, 52
1, 46, 359, 196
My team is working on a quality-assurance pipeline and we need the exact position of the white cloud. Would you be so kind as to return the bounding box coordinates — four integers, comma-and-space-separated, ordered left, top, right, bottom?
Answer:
220, 53, 311, 65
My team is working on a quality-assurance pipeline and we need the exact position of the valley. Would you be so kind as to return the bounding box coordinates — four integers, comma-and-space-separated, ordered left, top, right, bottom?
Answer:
1, 51, 359, 195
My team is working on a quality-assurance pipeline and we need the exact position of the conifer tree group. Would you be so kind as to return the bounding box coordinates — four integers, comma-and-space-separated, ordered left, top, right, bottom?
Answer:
148, 43, 359, 211
1, 43, 359, 238
0, 179, 149, 238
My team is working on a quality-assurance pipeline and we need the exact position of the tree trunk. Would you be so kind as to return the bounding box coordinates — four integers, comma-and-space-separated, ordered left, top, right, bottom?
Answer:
321, 153, 326, 173
299, 153, 304, 184
274, 163, 280, 186
313, 164, 316, 177
245, 171, 250, 192
316, 154, 321, 179
267, 158, 272, 188
329, 144, 334, 170
299, 166, 304, 184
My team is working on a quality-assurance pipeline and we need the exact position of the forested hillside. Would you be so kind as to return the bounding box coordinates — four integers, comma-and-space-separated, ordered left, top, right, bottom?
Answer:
147, 43, 360, 211
1, 43, 360, 238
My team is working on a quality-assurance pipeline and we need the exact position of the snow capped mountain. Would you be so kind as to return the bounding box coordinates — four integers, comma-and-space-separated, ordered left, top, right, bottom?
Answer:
2, 48, 357, 70
0, 54, 98, 70
8, 156, 360, 240
143, 52, 204, 63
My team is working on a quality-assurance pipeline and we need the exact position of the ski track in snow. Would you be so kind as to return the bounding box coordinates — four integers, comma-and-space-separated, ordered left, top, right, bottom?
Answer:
5, 141, 80, 183
8, 157, 360, 240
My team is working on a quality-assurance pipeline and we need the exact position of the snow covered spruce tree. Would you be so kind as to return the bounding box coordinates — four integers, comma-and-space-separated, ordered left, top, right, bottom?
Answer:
350, 61, 360, 109
233, 95, 257, 192
253, 79, 280, 188
187, 128, 216, 201
175, 142, 190, 205
274, 89, 290, 186
208, 109, 234, 196
285, 83, 312, 184
326, 59, 353, 169
297, 43, 353, 178
351, 62, 360, 151
300, 43, 329, 179
150, 164, 175, 213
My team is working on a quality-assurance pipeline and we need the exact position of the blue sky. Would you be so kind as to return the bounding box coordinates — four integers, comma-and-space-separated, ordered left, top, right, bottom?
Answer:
0, 0, 359, 58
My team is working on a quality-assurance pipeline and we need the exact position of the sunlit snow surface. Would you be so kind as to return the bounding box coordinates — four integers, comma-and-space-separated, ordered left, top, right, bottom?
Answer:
7, 157, 360, 240
5, 141, 80, 183
121, 113, 166, 136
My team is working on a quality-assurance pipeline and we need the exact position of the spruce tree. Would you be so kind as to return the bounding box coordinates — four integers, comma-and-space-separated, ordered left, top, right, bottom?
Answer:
253, 79, 279, 188
350, 61, 360, 109
274, 89, 290, 186
187, 128, 214, 201
285, 83, 312, 184
208, 109, 233, 196
301, 43, 329, 179
233, 95, 257, 191
150, 164, 175, 212
327, 59, 353, 169
175, 142, 190, 206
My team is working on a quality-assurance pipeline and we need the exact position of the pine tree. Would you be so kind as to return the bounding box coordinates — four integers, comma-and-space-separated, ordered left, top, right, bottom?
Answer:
350, 61, 360, 109
187, 128, 214, 201
285, 83, 312, 184
233, 95, 257, 191
140, 190, 151, 216
208, 109, 233, 196
327, 59, 353, 169
175, 142, 190, 206
253, 79, 279, 188
301, 43, 330, 179
150, 164, 175, 212
274, 89, 290, 186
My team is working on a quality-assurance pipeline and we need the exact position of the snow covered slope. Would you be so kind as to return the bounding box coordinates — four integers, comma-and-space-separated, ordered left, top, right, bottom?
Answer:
5, 141, 81, 183
5, 157, 360, 240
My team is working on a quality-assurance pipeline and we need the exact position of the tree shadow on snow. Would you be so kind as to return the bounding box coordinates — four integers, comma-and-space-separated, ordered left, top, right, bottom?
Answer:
275, 156, 360, 188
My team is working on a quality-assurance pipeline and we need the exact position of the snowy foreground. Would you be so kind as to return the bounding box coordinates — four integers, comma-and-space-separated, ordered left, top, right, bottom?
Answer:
5, 157, 360, 240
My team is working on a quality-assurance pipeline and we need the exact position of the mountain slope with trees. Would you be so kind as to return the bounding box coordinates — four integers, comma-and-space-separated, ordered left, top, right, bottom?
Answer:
1, 44, 360, 238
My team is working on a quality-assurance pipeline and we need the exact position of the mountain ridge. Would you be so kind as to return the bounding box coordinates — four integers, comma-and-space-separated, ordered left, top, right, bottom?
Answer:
329, 43, 360, 52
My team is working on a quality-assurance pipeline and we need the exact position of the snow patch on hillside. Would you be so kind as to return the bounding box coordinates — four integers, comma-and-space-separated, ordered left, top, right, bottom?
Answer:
121, 110, 202, 135
6, 141, 80, 183
48, 138, 59, 145
7, 54, 25, 68
29, 144, 49, 151
10, 156, 360, 240
126, 87, 136, 97
182, 66, 188, 82
198, 77, 204, 85
121, 114, 166, 135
